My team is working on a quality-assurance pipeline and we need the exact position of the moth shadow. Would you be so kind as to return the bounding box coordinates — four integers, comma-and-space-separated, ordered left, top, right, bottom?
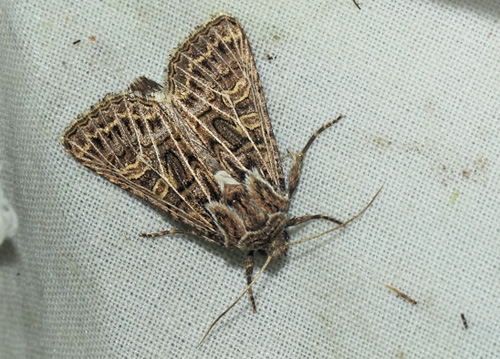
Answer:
146, 210, 327, 276
142, 208, 289, 275
185, 229, 288, 276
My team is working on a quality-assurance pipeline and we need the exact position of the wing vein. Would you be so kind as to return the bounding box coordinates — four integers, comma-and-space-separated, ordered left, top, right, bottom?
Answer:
171, 89, 248, 172
138, 102, 167, 177
110, 102, 212, 228
157, 105, 213, 211
211, 27, 273, 180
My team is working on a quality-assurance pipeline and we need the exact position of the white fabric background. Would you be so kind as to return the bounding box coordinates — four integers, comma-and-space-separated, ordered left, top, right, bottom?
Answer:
1, 0, 499, 358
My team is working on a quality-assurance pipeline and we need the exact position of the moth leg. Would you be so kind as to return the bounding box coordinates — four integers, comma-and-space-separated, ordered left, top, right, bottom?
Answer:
288, 115, 343, 199
139, 229, 198, 238
245, 251, 257, 313
287, 214, 343, 227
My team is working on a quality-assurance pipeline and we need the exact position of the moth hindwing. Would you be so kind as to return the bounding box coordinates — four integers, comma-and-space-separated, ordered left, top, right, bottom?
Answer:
62, 13, 357, 341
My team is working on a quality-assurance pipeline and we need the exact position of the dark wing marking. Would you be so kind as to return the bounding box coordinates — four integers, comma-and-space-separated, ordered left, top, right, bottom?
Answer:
167, 14, 286, 193
62, 77, 225, 245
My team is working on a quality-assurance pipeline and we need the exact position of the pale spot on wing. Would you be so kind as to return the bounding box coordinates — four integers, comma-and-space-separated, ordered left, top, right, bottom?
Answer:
150, 91, 170, 104
214, 170, 240, 192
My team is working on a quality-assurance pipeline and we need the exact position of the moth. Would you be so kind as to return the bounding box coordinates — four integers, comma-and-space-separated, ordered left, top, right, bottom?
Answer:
62, 14, 381, 344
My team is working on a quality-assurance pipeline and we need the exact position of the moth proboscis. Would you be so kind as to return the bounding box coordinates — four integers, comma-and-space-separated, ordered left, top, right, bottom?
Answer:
61, 13, 382, 345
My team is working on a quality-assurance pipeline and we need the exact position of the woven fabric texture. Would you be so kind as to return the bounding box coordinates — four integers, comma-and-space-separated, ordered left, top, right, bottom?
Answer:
1, 1, 499, 358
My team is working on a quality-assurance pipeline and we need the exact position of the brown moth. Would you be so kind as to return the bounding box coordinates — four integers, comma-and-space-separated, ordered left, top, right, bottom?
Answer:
62, 14, 381, 344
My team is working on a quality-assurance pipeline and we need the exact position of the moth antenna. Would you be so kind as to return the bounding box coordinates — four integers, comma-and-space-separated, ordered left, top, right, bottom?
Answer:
198, 255, 273, 347
287, 184, 383, 247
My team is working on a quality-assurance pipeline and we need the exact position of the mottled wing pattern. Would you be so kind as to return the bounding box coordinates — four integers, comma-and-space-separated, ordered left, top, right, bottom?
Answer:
62, 77, 224, 244
167, 14, 286, 193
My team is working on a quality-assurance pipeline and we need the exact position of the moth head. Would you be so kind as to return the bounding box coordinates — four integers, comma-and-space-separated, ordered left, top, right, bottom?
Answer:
266, 230, 289, 259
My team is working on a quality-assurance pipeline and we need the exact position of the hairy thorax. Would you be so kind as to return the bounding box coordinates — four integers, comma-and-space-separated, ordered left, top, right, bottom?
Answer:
207, 170, 290, 258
